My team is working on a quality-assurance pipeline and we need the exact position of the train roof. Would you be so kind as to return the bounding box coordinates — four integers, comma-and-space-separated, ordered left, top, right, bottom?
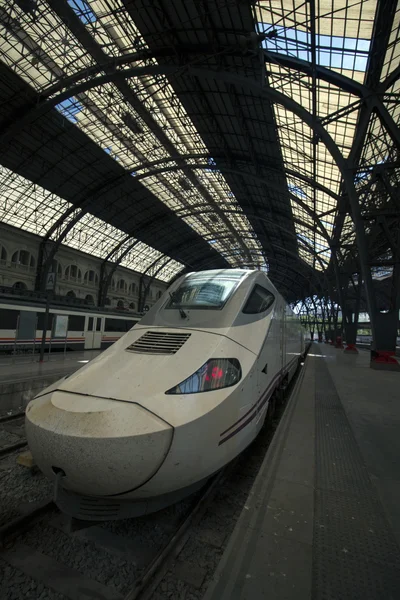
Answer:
185, 269, 256, 279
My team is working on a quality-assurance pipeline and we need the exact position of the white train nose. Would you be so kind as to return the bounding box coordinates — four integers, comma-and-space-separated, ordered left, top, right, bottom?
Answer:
25, 391, 173, 496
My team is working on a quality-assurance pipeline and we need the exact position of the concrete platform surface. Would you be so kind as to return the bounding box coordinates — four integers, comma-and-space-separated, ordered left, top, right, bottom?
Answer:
0, 350, 101, 382
203, 343, 400, 600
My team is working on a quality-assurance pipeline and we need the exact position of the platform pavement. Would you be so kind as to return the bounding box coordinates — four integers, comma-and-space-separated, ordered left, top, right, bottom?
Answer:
203, 343, 400, 600
0, 350, 101, 415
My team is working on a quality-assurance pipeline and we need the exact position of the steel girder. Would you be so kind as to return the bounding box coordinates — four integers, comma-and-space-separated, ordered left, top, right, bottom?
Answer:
43, 0, 251, 262
2, 61, 381, 312
0, 1, 398, 326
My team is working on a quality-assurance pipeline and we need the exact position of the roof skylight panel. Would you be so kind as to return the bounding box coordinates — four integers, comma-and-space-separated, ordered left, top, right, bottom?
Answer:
315, 191, 336, 217
156, 261, 183, 282
385, 81, 400, 125
0, 26, 56, 91
1, 0, 267, 269
121, 243, 164, 273
0, 1, 95, 91
0, 166, 182, 278
81, 57, 202, 161
380, 7, 400, 82
80, 0, 265, 264
253, 0, 378, 269
0, 168, 69, 235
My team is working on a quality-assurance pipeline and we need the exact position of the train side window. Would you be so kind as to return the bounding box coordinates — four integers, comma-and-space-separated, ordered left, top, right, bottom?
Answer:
105, 318, 132, 332
88, 317, 94, 331
68, 315, 85, 330
243, 285, 275, 314
0, 308, 20, 329
96, 318, 101, 331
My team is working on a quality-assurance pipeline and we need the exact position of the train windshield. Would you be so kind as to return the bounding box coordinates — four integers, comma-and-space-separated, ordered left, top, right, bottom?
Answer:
166, 271, 245, 310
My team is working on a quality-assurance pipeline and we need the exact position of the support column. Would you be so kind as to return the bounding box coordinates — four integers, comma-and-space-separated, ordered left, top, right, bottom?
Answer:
343, 275, 361, 353
332, 305, 343, 348
370, 310, 400, 370
370, 215, 400, 370
343, 316, 359, 354
325, 306, 333, 344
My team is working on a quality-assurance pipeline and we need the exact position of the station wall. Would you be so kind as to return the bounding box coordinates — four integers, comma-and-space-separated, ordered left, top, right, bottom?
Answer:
0, 223, 168, 310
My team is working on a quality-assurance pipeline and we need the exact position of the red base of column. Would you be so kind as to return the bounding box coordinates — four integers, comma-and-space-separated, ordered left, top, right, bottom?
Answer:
370, 350, 400, 371
344, 344, 358, 354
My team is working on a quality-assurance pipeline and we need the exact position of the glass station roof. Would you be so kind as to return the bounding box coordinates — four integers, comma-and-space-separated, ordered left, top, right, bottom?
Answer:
253, 0, 380, 270
0, 0, 265, 272
0, 165, 182, 281
0, 0, 398, 294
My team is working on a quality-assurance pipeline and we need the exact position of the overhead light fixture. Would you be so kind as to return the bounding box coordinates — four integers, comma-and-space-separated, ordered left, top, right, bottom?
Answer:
15, 0, 37, 15
178, 178, 191, 191
122, 113, 144, 135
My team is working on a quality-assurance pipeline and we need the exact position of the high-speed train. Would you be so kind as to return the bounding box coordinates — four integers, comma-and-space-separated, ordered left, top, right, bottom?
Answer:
25, 269, 304, 520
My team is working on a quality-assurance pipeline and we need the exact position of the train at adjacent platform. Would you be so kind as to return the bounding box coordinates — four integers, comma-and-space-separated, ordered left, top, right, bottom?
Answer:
0, 299, 140, 353
25, 269, 305, 520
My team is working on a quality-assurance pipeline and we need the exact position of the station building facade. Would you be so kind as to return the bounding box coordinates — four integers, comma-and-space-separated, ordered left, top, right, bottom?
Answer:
0, 223, 167, 311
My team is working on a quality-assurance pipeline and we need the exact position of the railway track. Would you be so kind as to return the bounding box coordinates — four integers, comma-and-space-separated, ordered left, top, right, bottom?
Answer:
0, 348, 310, 600
0, 413, 27, 458
0, 466, 229, 600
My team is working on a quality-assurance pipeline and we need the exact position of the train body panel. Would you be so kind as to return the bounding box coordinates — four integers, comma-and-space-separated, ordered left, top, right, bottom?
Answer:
47, 328, 255, 426
26, 269, 304, 519
26, 392, 173, 496
0, 299, 139, 353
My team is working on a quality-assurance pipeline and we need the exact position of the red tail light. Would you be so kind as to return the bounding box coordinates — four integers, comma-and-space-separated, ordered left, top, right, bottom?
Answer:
165, 359, 241, 395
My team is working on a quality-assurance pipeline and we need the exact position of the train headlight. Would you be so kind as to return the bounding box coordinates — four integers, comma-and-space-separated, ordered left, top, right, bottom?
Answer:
165, 358, 241, 395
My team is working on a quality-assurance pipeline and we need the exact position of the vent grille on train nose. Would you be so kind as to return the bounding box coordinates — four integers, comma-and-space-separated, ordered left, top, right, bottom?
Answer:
126, 331, 191, 355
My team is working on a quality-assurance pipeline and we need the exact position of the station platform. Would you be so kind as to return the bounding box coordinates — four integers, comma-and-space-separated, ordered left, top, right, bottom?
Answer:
0, 350, 101, 415
204, 343, 400, 600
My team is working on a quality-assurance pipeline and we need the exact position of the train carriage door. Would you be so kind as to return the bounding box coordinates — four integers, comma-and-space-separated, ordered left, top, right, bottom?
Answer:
93, 316, 103, 349
84, 316, 95, 349
85, 316, 103, 349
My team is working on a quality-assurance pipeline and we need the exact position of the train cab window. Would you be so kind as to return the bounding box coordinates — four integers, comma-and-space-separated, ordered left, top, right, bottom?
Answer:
243, 285, 275, 314
166, 271, 245, 310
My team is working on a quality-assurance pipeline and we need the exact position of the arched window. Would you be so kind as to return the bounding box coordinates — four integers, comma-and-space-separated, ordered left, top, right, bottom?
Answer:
11, 250, 35, 268
105, 297, 111, 306
66, 290, 76, 298
0, 245, 7, 262
117, 299, 124, 309
12, 281, 27, 290
52, 260, 63, 278
84, 270, 99, 285
111, 277, 116, 290
85, 294, 95, 305
65, 265, 82, 281
117, 278, 127, 292
129, 302, 136, 310
156, 290, 162, 300
129, 282, 137, 294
